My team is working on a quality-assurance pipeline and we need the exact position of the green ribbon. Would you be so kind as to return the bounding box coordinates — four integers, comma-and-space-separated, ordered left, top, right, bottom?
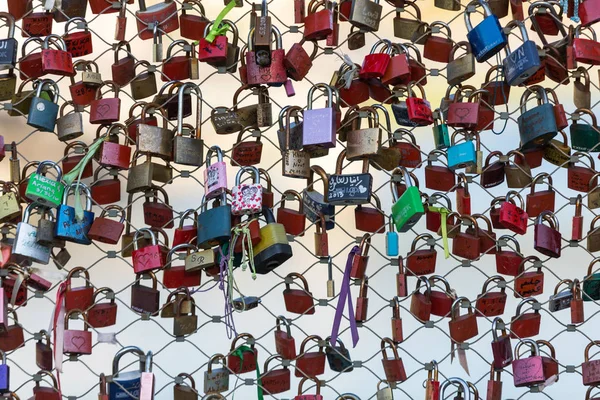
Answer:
231, 221, 257, 280
231, 345, 264, 400
205, 1, 236, 43
428, 206, 450, 259
63, 136, 108, 221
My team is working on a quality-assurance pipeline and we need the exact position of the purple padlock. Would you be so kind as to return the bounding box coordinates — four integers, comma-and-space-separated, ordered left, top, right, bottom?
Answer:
204, 146, 228, 200
0, 349, 9, 393
303, 83, 336, 150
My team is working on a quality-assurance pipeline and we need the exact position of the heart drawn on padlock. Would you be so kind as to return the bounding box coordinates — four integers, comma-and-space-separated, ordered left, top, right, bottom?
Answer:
96, 104, 111, 117
358, 185, 367, 193
134, 252, 156, 268
71, 336, 86, 349
454, 107, 471, 120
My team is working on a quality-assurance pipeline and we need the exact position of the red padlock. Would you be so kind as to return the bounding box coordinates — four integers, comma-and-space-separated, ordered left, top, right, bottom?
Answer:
163, 244, 202, 289
526, 173, 555, 218
410, 277, 432, 322
111, 42, 136, 87
573, 194, 584, 241
228, 333, 258, 374
143, 187, 174, 229
135, 0, 179, 40
514, 256, 545, 298
510, 298, 541, 338
448, 296, 479, 343
452, 215, 480, 260
64, 267, 93, 313
355, 276, 369, 322
380, 337, 407, 383
245, 27, 287, 87
285, 39, 317, 81
424, 150, 455, 191
1, 265, 27, 307
179, 0, 209, 41
63, 18, 93, 58
91, 168, 121, 205
429, 275, 455, 318
406, 82, 433, 125
447, 86, 480, 129
391, 296, 403, 343
62, 141, 93, 179
87, 288, 118, 328
262, 355, 291, 395
583, 340, 600, 386
359, 39, 392, 80
495, 235, 524, 276
536, 339, 559, 382
335, 66, 370, 107
22, 11, 53, 37
19, 37, 44, 80
572, 25, 600, 65
277, 190, 306, 236
466, 213, 496, 255
303, 0, 333, 41
354, 193, 385, 233
96, 124, 132, 170
529, 1, 562, 36
90, 81, 121, 125
172, 209, 197, 247
63, 310, 92, 355
423, 22, 453, 63
161, 40, 192, 82
132, 228, 165, 274
69, 61, 99, 107
198, 21, 229, 64
350, 234, 370, 279
569, 152, 597, 192
533, 211, 562, 258
545, 87, 568, 130
391, 132, 421, 169
274, 316, 297, 360
283, 273, 315, 315
41, 34, 74, 77
87, 205, 126, 244
580, 0, 600, 27
476, 276, 507, 317
295, 335, 326, 378
499, 191, 528, 235
491, 317, 513, 369
481, 65, 511, 106
571, 279, 585, 324
405, 43, 427, 85
8, 0, 32, 20
406, 234, 437, 276
381, 44, 411, 86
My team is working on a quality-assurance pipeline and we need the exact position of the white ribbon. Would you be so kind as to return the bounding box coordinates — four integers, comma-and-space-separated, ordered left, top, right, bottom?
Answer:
341, 54, 359, 90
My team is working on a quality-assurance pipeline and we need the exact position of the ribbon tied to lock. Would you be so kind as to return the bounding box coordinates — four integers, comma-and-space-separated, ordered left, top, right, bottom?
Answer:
427, 206, 450, 259
231, 345, 264, 400
205, 0, 237, 43
330, 246, 360, 348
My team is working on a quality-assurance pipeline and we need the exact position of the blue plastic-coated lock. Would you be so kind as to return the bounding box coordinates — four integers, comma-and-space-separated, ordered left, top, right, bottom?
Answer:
502, 20, 541, 86
54, 182, 95, 245
109, 346, 146, 400
27, 79, 60, 132
464, 0, 507, 62
0, 349, 9, 393
386, 215, 399, 257
518, 86, 558, 150
447, 130, 477, 170
197, 192, 232, 249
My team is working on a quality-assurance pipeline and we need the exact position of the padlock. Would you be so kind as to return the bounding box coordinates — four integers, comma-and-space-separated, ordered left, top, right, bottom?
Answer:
32, 370, 61, 400
63, 18, 93, 58
204, 19, 240, 73
204, 146, 227, 199
19, 37, 46, 82
536, 339, 559, 382
139, 353, 155, 400
135, 0, 178, 40
274, 315, 297, 360
345, 108, 380, 160
333, 64, 370, 108
421, 22, 453, 63
464, 0, 507, 62
113, 1, 128, 41
295, 377, 323, 400
359, 39, 392, 80
142, 186, 174, 229
466, 213, 496, 255
91, 167, 121, 205
0, 182, 20, 223
454, 173, 471, 215
448, 130, 477, 170
96, 124, 133, 170
160, 288, 192, 318
583, 341, 600, 386
514, 256, 544, 297
391, 130, 422, 168
40, 34, 74, 76
388, 296, 404, 343
245, 27, 287, 86
570, 109, 600, 152
447, 87, 479, 129
375, 380, 393, 400
64, 266, 93, 313
355, 193, 385, 233
12, 204, 51, 264
584, 258, 600, 301
533, 211, 561, 258
303, 83, 337, 150
111, 41, 135, 87
203, 354, 229, 394
228, 333, 258, 374
573, 67, 592, 109
253, 206, 292, 273
87, 287, 117, 328
179, 0, 209, 41
108, 346, 146, 399
447, 41, 476, 86
56, 101, 84, 141
7, 0, 32, 20
231, 128, 262, 167
303, 0, 334, 40
526, 173, 555, 217
425, 150, 455, 191
429, 275, 456, 317
283, 272, 315, 315
512, 339, 545, 387
173, 295, 197, 336
569, 151, 597, 192
410, 276, 432, 322
9, 77, 40, 117
381, 43, 410, 87
354, 276, 369, 322
197, 193, 231, 249
285, 38, 317, 81
281, 107, 310, 179
543, 130, 571, 167
425, 192, 452, 233
63, 309, 92, 355
481, 65, 511, 105
22, 10, 53, 37
588, 216, 600, 253
491, 317, 513, 368
161, 40, 192, 82
153, 81, 191, 121
571, 194, 584, 241
328, 154, 372, 206
26, 79, 60, 133
348, 0, 382, 31
231, 166, 263, 215
393, 2, 425, 42
54, 183, 94, 245
130, 61, 158, 101
476, 276, 507, 317
197, 21, 230, 64
136, 105, 172, 163
62, 141, 93, 179
517, 86, 558, 149
391, 167, 424, 232
132, 228, 165, 274
499, 191, 528, 235
90, 81, 121, 125
364, 105, 399, 169
163, 244, 202, 288
449, 296, 479, 343
406, 234, 437, 276
486, 366, 503, 400
35, 330, 53, 371
380, 337, 407, 382
440, 379, 470, 400
1, 264, 27, 307
432, 110, 450, 151
386, 217, 399, 258
510, 297, 541, 338
503, 20, 542, 85
277, 190, 306, 236
262, 354, 291, 395
405, 82, 433, 126
326, 337, 353, 372
130, 272, 160, 316
571, 279, 585, 324
303, 165, 335, 229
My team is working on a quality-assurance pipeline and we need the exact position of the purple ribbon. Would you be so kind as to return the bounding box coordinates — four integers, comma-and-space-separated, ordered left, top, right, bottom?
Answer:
330, 246, 360, 348
218, 244, 237, 339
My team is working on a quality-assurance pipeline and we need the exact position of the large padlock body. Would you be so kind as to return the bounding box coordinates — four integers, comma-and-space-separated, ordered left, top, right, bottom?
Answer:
447, 102, 479, 129
27, 97, 59, 132
54, 205, 94, 245
303, 8, 333, 40
512, 355, 545, 387
62, 154, 93, 178
90, 98, 121, 125
261, 368, 290, 395
132, 244, 164, 273
109, 373, 142, 400
583, 359, 600, 386
65, 285, 93, 313
63, 327, 92, 354
391, 186, 424, 233
514, 270, 544, 297
510, 312, 541, 338
303, 107, 336, 148
526, 190, 555, 218
499, 202, 528, 235
381, 357, 407, 383
91, 178, 121, 205
425, 165, 455, 191
284, 43, 313, 81
135, 2, 179, 40
180, 12, 209, 41
467, 15, 507, 62
87, 302, 118, 328
503, 40, 541, 85
245, 49, 287, 86
570, 122, 600, 152
326, 345, 353, 372
98, 141, 131, 170
583, 273, 600, 301
569, 164, 597, 192
162, 56, 191, 81
448, 313, 478, 342
130, 283, 160, 315
410, 292, 432, 321
204, 366, 229, 393
204, 161, 227, 199
277, 207, 306, 236
534, 223, 561, 258
228, 348, 258, 374
197, 204, 231, 249
295, 351, 326, 377
406, 249, 437, 275
518, 103, 557, 150
447, 141, 476, 170
41, 48, 74, 76
63, 31, 93, 58
163, 265, 201, 289
283, 288, 315, 315
326, 173, 372, 205
476, 291, 507, 317
13, 222, 51, 264
231, 183, 263, 215
355, 206, 385, 233
143, 200, 174, 229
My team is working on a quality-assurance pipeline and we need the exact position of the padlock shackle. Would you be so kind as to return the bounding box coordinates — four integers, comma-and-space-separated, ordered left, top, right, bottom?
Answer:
535, 339, 556, 359
166, 243, 197, 265
514, 297, 540, 316
299, 334, 323, 353
62, 182, 93, 211
205, 145, 224, 165
112, 346, 146, 375
297, 377, 321, 395
372, 104, 391, 134
230, 332, 256, 351
35, 370, 59, 389
573, 108, 598, 128
504, 190, 524, 209
275, 315, 292, 336
491, 316, 508, 341
535, 210, 559, 230
428, 192, 451, 210
133, 227, 158, 250
66, 266, 91, 287
63, 308, 89, 331
440, 377, 470, 400
0, 12, 15, 38
307, 83, 334, 110
450, 296, 472, 320
587, 257, 600, 276
92, 287, 116, 304
235, 165, 260, 186
481, 275, 506, 295
415, 276, 432, 297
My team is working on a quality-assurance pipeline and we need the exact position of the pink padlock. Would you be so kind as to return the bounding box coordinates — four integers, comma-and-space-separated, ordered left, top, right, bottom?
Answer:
204, 146, 227, 200
285, 79, 296, 97
512, 339, 545, 387
232, 166, 263, 216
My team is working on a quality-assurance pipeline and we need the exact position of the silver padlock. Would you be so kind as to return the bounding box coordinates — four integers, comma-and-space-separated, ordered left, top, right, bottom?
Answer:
376, 380, 393, 400
56, 101, 84, 142
204, 354, 230, 393
13, 203, 52, 264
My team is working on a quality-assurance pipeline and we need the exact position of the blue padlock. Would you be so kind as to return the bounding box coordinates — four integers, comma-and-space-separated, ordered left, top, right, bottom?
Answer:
386, 216, 399, 257
518, 86, 557, 150
197, 192, 232, 249
108, 346, 146, 400
464, 0, 508, 62
54, 182, 95, 245
447, 130, 477, 170
502, 20, 541, 86
27, 79, 60, 132
0, 349, 9, 393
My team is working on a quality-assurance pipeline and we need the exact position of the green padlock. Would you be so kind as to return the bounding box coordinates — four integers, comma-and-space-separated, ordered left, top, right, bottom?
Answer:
570, 108, 600, 153
432, 109, 450, 150
24, 160, 65, 208
583, 258, 600, 302
391, 167, 424, 232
